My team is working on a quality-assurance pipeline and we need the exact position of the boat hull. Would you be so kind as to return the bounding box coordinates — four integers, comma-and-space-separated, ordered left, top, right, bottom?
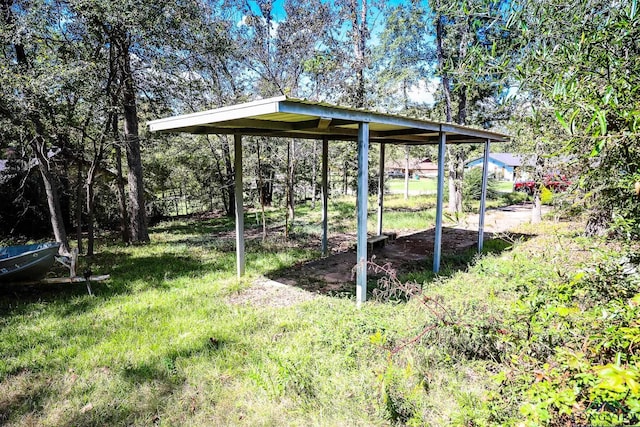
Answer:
0, 242, 61, 283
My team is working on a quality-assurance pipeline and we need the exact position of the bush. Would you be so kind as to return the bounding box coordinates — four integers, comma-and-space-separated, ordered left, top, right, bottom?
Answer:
540, 185, 553, 205
492, 249, 640, 425
463, 167, 500, 201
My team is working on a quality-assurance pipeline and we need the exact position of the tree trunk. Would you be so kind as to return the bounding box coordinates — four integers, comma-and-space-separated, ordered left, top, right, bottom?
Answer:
120, 33, 149, 243
343, 160, 348, 194
585, 208, 610, 236
113, 135, 130, 243
447, 147, 464, 214
311, 140, 317, 209
531, 193, 542, 224
86, 162, 97, 256
31, 139, 70, 255
75, 155, 84, 254
86, 134, 104, 256
447, 150, 457, 213
351, 0, 367, 108
4, 1, 69, 253
404, 145, 410, 200
285, 140, 295, 238
208, 136, 227, 213
438, 13, 463, 214
436, 14, 452, 123
256, 138, 267, 242
531, 145, 544, 223
222, 136, 235, 217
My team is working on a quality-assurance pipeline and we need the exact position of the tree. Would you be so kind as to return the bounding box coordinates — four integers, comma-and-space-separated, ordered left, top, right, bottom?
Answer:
0, 0, 82, 254
431, 0, 514, 213
237, 0, 339, 233
375, 1, 432, 112
510, 0, 640, 236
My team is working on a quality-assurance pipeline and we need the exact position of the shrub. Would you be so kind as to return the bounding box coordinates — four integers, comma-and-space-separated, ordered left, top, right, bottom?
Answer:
463, 167, 500, 201
492, 249, 640, 425
540, 185, 553, 205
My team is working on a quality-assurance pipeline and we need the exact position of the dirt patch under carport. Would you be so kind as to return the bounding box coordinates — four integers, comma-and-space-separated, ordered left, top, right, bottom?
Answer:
268, 226, 528, 295
230, 203, 542, 306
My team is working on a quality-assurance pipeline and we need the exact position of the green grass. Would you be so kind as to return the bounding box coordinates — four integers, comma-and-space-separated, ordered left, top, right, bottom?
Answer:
386, 177, 437, 193
386, 177, 514, 194
1, 197, 622, 425
495, 180, 514, 192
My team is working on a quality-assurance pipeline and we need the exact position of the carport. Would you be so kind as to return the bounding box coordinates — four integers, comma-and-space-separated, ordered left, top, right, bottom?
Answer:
148, 96, 509, 304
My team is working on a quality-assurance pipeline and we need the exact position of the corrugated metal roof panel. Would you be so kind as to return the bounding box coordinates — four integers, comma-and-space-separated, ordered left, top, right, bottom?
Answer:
148, 96, 509, 144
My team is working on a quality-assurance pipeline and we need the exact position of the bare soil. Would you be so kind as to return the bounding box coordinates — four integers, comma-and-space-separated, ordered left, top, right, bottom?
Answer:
228, 203, 546, 307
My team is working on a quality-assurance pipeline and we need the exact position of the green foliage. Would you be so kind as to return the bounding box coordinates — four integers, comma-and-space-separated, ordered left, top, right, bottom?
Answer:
540, 185, 553, 205
463, 167, 500, 201
499, 190, 528, 206
379, 362, 423, 425
512, 0, 640, 237
492, 250, 640, 425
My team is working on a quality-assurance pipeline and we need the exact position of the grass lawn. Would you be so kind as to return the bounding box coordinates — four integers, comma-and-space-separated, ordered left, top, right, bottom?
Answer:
386, 177, 514, 194
386, 177, 437, 193
1, 196, 632, 425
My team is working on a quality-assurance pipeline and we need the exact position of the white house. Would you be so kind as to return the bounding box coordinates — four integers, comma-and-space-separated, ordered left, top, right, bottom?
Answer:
465, 153, 533, 181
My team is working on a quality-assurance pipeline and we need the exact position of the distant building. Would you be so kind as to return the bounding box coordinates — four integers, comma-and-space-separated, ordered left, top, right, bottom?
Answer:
385, 157, 439, 178
465, 153, 533, 181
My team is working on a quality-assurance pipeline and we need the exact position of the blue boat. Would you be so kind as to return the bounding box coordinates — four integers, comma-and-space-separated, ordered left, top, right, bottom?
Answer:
0, 242, 62, 282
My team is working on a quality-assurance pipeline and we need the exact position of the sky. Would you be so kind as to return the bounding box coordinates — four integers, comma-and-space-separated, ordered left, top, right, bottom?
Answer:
238, 0, 438, 106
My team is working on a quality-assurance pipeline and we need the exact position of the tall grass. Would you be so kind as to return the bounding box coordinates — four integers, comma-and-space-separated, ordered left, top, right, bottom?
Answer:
0, 196, 593, 426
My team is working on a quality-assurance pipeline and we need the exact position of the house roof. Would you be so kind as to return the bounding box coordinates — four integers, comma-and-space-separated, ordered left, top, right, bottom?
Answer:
490, 153, 525, 166
466, 152, 533, 167
386, 158, 438, 170
148, 96, 509, 145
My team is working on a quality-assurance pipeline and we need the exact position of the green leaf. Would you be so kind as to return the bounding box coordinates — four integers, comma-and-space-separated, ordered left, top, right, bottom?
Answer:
555, 111, 569, 132
594, 363, 640, 394
590, 139, 606, 157
568, 109, 580, 134
555, 305, 577, 317
602, 86, 614, 105
369, 330, 385, 345
569, 271, 585, 285
597, 110, 607, 136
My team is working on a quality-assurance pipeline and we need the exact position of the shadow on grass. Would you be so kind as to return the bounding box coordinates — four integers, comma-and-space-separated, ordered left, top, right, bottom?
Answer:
0, 371, 63, 426
151, 216, 235, 235
395, 235, 522, 286
0, 251, 229, 318
152, 209, 286, 236
266, 229, 535, 300
1, 340, 226, 426
121, 338, 226, 385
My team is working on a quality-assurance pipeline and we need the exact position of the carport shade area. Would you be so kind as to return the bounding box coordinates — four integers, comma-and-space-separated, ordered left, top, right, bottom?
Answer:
148, 96, 509, 305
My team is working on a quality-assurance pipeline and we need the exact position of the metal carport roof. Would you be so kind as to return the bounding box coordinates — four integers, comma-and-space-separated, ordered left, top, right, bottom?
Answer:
148, 96, 510, 305
148, 96, 508, 144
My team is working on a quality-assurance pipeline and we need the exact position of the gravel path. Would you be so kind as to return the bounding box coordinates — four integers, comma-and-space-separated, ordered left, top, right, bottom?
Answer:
458, 202, 551, 233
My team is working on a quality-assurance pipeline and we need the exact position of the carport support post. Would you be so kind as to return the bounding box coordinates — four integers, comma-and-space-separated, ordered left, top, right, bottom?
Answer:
234, 134, 245, 277
356, 122, 370, 305
321, 137, 329, 256
478, 139, 490, 252
433, 131, 446, 273
377, 143, 385, 236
